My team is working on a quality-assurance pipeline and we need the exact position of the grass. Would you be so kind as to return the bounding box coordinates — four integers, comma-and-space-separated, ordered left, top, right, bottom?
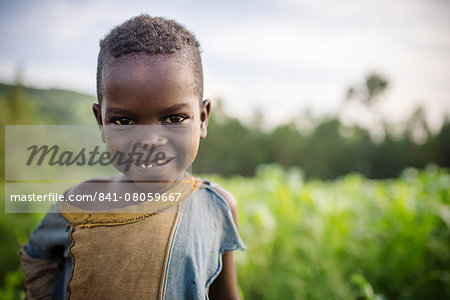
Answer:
208, 164, 449, 299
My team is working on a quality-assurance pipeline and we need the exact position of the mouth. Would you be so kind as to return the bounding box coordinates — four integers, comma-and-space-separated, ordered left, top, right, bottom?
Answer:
134, 157, 175, 169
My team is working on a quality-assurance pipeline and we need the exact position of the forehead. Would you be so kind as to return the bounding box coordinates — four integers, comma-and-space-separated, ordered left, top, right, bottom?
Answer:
105, 53, 189, 79
102, 54, 198, 108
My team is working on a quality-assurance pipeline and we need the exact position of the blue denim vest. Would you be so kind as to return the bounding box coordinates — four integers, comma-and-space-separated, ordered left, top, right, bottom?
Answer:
25, 181, 245, 299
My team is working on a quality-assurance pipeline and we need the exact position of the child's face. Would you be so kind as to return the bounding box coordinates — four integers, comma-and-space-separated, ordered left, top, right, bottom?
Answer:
93, 54, 210, 191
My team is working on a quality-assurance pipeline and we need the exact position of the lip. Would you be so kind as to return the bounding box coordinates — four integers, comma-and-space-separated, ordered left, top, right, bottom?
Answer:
134, 156, 175, 169
127, 156, 178, 180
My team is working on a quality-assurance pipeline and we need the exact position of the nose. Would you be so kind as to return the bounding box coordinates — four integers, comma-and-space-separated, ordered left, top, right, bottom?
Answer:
138, 126, 168, 147
142, 135, 167, 146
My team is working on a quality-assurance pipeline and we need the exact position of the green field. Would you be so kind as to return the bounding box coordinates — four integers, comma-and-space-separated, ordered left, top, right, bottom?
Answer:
212, 165, 449, 299
1, 164, 449, 299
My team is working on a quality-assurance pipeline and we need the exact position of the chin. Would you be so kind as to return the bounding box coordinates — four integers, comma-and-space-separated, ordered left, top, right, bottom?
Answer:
133, 180, 175, 194
129, 165, 186, 192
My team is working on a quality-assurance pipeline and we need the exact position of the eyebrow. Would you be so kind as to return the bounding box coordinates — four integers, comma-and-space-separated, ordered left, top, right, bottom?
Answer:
160, 103, 192, 115
105, 107, 133, 116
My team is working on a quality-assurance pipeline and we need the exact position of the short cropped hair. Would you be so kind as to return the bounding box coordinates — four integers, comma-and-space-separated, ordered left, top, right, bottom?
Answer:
96, 15, 203, 104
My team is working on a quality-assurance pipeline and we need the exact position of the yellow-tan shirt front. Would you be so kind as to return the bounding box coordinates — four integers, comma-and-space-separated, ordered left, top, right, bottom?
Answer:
68, 209, 179, 300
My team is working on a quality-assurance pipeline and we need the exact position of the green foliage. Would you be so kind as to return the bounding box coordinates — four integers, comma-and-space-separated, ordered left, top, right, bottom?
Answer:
0, 269, 25, 300
0, 83, 96, 125
207, 165, 450, 300
197, 103, 450, 179
0, 183, 43, 299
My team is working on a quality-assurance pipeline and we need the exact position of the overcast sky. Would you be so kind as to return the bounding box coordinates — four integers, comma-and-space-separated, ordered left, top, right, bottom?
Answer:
1, 0, 449, 130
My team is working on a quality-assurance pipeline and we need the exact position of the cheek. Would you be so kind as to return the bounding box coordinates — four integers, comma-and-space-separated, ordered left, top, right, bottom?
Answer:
103, 131, 134, 166
104, 132, 129, 151
176, 134, 195, 157
190, 129, 201, 163
170, 128, 198, 164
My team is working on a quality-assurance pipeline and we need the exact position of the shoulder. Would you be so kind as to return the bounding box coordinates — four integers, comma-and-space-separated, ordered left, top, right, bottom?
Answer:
200, 180, 239, 227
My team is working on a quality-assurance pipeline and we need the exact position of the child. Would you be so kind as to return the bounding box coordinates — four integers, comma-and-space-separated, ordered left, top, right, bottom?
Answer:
20, 15, 245, 299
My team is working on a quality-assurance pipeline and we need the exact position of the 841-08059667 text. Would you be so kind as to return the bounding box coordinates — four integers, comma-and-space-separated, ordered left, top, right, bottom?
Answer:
9, 192, 182, 202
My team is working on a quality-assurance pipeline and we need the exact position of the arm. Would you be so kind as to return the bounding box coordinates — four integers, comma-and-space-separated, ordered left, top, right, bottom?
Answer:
208, 186, 241, 300
20, 204, 70, 299
20, 246, 62, 300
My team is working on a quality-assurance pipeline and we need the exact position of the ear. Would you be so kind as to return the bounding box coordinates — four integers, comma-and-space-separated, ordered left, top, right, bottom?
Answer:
200, 99, 211, 139
92, 103, 105, 142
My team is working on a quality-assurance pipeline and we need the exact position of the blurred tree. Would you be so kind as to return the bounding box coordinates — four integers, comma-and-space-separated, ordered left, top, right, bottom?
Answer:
364, 74, 389, 105
7, 67, 33, 124
343, 73, 391, 175
346, 73, 389, 106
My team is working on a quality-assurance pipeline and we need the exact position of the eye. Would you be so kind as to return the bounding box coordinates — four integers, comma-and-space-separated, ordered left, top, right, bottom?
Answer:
163, 114, 187, 124
112, 117, 136, 125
